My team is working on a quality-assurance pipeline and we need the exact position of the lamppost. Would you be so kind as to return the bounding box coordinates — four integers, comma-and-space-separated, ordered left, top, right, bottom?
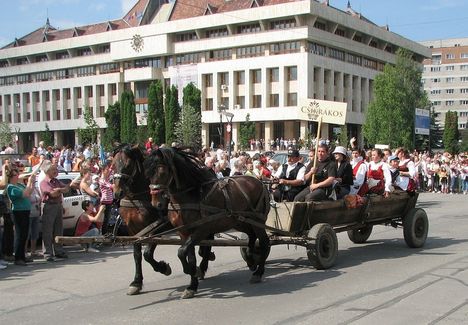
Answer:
217, 104, 226, 148
13, 126, 20, 153
221, 111, 234, 161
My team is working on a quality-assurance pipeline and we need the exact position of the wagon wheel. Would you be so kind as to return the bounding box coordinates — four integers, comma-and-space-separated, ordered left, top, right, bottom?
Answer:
306, 223, 338, 270
403, 208, 429, 248
239, 233, 271, 268
347, 225, 373, 244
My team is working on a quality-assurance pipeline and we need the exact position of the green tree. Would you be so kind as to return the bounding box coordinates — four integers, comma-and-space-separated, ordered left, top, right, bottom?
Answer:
175, 105, 202, 150
120, 90, 137, 143
443, 111, 460, 154
239, 113, 255, 150
363, 48, 430, 149
77, 106, 99, 145
103, 102, 121, 151
164, 85, 180, 144
183, 82, 201, 112
40, 123, 54, 147
0, 122, 13, 147
147, 80, 165, 144
337, 124, 349, 148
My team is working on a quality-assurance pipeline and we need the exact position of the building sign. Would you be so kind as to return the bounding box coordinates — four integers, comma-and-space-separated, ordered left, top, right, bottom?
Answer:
415, 108, 430, 135
298, 98, 348, 125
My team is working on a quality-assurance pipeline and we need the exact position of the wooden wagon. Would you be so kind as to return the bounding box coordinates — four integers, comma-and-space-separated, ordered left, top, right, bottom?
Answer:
56, 191, 428, 270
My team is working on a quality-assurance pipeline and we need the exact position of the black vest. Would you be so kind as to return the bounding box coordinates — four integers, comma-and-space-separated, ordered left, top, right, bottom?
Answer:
280, 162, 306, 200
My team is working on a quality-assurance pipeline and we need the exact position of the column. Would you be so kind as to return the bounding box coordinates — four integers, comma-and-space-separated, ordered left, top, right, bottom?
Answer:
51, 89, 57, 120
232, 122, 239, 152
264, 121, 273, 149
335, 72, 344, 102
279, 66, 286, 107
300, 120, 308, 143
201, 123, 209, 149
245, 69, 251, 109
361, 78, 369, 113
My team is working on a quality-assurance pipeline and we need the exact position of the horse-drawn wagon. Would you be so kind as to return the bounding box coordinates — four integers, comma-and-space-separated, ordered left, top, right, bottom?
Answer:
56, 146, 429, 298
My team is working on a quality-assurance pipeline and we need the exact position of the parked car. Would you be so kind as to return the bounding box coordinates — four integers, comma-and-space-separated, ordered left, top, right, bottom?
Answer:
270, 151, 310, 165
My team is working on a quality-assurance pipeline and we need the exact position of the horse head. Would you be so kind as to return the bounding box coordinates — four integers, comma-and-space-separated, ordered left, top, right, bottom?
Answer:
112, 144, 149, 201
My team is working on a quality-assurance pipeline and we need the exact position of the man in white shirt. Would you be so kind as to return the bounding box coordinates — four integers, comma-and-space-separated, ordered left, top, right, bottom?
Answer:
273, 149, 306, 202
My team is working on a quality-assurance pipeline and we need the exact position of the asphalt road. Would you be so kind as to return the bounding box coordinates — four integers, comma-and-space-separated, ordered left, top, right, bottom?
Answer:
0, 193, 467, 325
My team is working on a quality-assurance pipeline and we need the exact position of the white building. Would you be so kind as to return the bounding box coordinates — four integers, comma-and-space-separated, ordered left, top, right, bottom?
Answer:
421, 38, 468, 130
0, 0, 429, 152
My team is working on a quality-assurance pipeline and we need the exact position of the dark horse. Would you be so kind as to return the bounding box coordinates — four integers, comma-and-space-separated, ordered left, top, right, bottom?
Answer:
112, 144, 172, 295
144, 148, 271, 299
113, 145, 215, 296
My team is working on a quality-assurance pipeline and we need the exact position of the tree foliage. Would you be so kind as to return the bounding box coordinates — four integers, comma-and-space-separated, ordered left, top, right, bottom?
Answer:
239, 114, 256, 150
443, 111, 460, 154
363, 48, 430, 149
147, 80, 165, 144
77, 106, 99, 145
183, 82, 201, 112
175, 105, 202, 150
164, 85, 180, 144
40, 123, 54, 147
120, 90, 137, 144
337, 124, 349, 148
103, 102, 121, 151
0, 122, 13, 147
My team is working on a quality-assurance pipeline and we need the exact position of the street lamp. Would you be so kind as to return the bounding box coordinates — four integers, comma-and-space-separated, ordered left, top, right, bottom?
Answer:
217, 104, 226, 148
221, 111, 234, 161
13, 126, 20, 153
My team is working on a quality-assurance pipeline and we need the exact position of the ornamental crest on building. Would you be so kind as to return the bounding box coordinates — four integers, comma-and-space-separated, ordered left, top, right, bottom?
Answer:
131, 34, 144, 52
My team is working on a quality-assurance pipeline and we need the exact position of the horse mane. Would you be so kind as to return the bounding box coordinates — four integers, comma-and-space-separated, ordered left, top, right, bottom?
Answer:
145, 148, 216, 190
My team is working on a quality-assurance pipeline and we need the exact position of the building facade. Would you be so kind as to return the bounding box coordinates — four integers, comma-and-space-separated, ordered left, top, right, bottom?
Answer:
0, 0, 429, 153
421, 38, 468, 130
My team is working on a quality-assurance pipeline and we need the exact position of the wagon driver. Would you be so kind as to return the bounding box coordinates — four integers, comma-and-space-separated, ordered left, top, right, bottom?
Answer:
273, 149, 306, 202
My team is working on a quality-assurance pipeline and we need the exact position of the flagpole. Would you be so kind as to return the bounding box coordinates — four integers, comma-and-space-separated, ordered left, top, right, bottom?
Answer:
311, 116, 322, 184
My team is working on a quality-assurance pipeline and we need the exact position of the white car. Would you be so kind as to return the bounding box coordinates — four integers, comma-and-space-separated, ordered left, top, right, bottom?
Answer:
54, 172, 86, 235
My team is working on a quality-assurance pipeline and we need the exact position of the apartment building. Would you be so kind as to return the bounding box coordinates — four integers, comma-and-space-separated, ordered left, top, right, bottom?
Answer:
0, 0, 429, 152
421, 38, 468, 130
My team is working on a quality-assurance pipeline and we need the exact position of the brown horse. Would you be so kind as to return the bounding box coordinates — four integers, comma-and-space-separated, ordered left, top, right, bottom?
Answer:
144, 148, 271, 299
112, 144, 172, 295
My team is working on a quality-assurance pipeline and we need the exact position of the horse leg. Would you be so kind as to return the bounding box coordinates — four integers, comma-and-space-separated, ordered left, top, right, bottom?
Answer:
143, 243, 172, 276
196, 234, 215, 280
245, 230, 258, 271
178, 237, 199, 299
250, 228, 271, 284
128, 243, 143, 295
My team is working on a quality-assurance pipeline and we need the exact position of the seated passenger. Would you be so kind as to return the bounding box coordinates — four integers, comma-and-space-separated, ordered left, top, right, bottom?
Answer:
273, 149, 306, 202
358, 149, 391, 198
295, 144, 336, 202
388, 155, 403, 191
332, 146, 353, 199
396, 148, 416, 193
350, 148, 368, 195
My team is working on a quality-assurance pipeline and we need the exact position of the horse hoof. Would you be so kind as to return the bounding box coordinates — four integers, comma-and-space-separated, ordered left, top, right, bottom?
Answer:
249, 275, 262, 284
196, 267, 205, 280
247, 263, 257, 272
181, 289, 196, 299
164, 264, 172, 276
127, 286, 142, 295
209, 252, 216, 261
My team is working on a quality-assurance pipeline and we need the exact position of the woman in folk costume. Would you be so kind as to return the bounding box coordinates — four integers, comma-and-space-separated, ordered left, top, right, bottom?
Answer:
358, 148, 392, 197
350, 148, 368, 195
395, 148, 416, 192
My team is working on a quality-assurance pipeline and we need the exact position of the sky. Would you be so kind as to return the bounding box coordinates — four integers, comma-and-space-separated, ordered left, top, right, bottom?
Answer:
1, 0, 468, 48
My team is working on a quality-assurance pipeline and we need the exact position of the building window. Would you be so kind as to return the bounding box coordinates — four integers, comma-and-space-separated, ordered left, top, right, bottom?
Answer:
269, 68, 279, 82
461, 65, 468, 71
100, 63, 119, 73
55, 51, 69, 59
461, 53, 468, 59
446, 89, 454, 94
206, 28, 228, 38
204, 74, 213, 87
329, 48, 345, 61
461, 77, 468, 82
271, 18, 296, 30
460, 88, 468, 94
76, 88, 82, 99
287, 66, 297, 81
460, 100, 468, 105
236, 96, 245, 109
269, 94, 279, 107
236, 45, 265, 58
432, 101, 441, 106
110, 84, 117, 96
87, 86, 93, 98
446, 100, 454, 106
446, 53, 455, 59
237, 23, 261, 34
308, 42, 326, 56
65, 89, 71, 100
204, 98, 213, 111
431, 66, 441, 72
175, 32, 197, 42
252, 95, 262, 108
56, 69, 71, 79
287, 93, 297, 106
432, 55, 441, 65
219, 72, 229, 86
446, 66, 454, 71
77, 48, 92, 56
176, 52, 201, 65
269, 41, 300, 55
431, 89, 441, 94
252, 69, 261, 83
209, 49, 231, 61
235, 71, 245, 85
314, 21, 326, 31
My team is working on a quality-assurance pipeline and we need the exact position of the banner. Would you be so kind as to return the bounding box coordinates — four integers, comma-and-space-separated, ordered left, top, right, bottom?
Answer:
298, 98, 348, 125
415, 108, 430, 135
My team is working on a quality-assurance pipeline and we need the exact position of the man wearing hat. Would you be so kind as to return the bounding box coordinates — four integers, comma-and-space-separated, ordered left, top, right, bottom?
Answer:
273, 149, 306, 202
388, 155, 402, 191
295, 144, 336, 202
